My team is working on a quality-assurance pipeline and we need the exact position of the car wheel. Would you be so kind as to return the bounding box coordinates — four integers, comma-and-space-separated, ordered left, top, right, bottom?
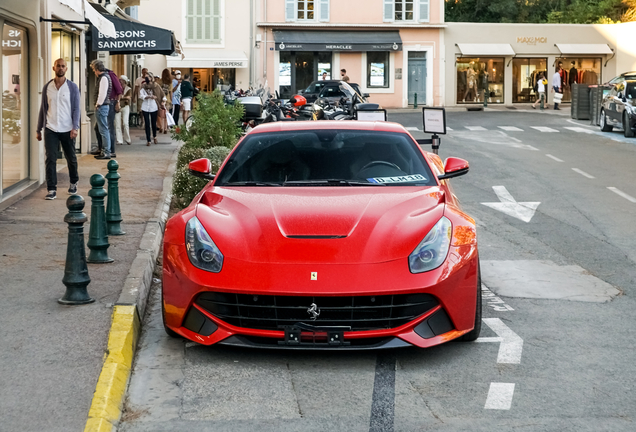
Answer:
458, 262, 482, 342
161, 290, 181, 339
623, 112, 635, 137
600, 109, 613, 132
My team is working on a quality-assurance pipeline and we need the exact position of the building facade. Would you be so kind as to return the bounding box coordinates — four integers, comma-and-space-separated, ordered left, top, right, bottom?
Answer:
138, 0, 253, 94
257, 0, 445, 108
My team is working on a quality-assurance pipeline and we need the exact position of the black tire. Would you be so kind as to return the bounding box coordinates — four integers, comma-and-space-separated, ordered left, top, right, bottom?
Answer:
600, 109, 613, 132
458, 262, 482, 342
161, 290, 181, 339
623, 112, 635, 137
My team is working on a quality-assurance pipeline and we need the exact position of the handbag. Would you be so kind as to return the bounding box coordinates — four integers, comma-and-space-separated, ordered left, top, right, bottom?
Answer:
166, 111, 176, 127
554, 92, 563, 103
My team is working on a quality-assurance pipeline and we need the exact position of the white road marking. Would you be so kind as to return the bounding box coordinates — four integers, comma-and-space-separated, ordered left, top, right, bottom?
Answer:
497, 131, 522, 143
484, 383, 516, 410
498, 126, 523, 132
482, 318, 524, 364
567, 119, 596, 128
482, 284, 514, 311
531, 126, 559, 133
607, 187, 636, 203
446, 127, 453, 131
545, 154, 564, 162
405, 127, 420, 131
481, 186, 540, 223
564, 126, 594, 134
572, 168, 595, 179
465, 126, 487, 131
474, 337, 503, 343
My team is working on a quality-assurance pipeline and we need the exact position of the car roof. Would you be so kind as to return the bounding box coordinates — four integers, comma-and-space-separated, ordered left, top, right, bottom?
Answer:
307, 80, 360, 87
250, 121, 409, 135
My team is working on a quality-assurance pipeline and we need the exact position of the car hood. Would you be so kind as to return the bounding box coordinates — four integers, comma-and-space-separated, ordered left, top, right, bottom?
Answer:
195, 187, 446, 264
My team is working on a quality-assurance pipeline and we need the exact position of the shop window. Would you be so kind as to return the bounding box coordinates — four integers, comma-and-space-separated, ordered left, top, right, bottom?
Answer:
555, 57, 601, 103
297, 0, 314, 20
278, 52, 331, 98
512, 58, 547, 103
367, 52, 390, 88
186, 0, 221, 44
2, 22, 29, 191
456, 57, 504, 104
384, 0, 429, 22
317, 52, 331, 80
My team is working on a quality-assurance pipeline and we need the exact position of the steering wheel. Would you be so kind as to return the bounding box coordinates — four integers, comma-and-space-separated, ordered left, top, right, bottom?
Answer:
360, 161, 401, 171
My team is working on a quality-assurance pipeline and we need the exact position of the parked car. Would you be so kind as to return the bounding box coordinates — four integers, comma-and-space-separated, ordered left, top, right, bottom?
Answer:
162, 121, 481, 349
605, 71, 636, 86
299, 79, 367, 104
599, 79, 636, 138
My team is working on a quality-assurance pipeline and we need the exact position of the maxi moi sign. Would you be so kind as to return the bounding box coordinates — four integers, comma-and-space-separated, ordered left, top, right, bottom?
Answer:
91, 15, 175, 55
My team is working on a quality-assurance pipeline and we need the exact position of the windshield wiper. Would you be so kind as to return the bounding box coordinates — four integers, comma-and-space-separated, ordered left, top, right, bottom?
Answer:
282, 179, 386, 186
223, 181, 283, 186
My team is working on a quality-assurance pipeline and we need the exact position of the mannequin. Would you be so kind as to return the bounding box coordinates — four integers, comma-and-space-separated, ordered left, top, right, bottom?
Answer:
463, 63, 477, 102
569, 61, 578, 86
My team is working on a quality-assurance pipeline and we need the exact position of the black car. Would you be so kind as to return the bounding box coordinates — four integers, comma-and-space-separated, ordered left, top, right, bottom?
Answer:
299, 80, 367, 104
600, 79, 636, 138
606, 71, 636, 86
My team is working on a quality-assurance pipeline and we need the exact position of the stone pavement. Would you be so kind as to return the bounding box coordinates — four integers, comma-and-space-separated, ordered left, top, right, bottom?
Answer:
0, 127, 180, 432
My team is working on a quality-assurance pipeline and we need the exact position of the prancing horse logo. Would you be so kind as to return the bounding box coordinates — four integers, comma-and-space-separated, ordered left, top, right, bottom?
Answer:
307, 303, 320, 320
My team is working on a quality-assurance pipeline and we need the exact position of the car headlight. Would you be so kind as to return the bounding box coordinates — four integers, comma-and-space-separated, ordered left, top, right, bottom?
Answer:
185, 217, 223, 273
409, 217, 452, 274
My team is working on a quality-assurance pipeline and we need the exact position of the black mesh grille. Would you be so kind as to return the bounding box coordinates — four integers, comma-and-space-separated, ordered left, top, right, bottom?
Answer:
195, 292, 438, 331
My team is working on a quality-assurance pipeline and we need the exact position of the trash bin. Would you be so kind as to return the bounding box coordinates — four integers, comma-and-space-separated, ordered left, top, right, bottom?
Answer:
571, 83, 591, 120
589, 85, 612, 126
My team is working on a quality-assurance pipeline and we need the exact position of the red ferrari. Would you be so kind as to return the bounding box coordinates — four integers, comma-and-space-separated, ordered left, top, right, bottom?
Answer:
162, 121, 480, 349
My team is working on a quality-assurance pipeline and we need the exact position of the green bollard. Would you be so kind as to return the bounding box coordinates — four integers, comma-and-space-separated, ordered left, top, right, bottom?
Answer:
106, 160, 125, 236
413, 93, 418, 109
87, 174, 114, 264
540, 93, 545, 111
59, 195, 94, 305
483, 89, 488, 108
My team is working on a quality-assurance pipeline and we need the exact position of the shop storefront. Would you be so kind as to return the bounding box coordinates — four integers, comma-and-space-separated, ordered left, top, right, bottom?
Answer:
166, 53, 248, 93
444, 23, 620, 107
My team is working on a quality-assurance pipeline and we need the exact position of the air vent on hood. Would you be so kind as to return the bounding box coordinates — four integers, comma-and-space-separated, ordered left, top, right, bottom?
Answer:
286, 235, 347, 239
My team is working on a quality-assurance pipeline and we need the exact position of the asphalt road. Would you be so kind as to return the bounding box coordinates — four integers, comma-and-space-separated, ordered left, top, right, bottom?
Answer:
119, 110, 636, 432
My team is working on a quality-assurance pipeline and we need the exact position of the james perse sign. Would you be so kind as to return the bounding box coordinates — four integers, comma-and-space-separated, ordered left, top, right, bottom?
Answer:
91, 14, 175, 55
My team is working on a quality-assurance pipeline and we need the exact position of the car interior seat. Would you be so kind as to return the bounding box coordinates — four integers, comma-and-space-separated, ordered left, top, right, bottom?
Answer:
250, 140, 310, 182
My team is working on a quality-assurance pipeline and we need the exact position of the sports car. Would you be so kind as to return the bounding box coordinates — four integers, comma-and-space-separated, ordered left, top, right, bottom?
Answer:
162, 121, 480, 349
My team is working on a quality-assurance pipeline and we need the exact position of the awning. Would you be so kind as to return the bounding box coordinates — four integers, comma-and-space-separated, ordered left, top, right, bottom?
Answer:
273, 30, 402, 52
555, 44, 613, 55
90, 3, 176, 55
456, 44, 515, 56
167, 51, 248, 69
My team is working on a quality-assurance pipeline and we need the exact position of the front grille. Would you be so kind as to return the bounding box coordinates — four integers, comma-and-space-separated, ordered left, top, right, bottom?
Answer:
195, 292, 438, 331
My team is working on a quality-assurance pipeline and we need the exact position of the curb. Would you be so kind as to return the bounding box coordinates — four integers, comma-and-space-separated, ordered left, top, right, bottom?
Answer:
83, 143, 181, 432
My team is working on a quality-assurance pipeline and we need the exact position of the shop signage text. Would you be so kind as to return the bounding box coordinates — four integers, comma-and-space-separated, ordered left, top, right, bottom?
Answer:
2, 29, 22, 49
277, 42, 402, 52
212, 61, 247, 68
517, 37, 548, 45
91, 16, 173, 54
97, 31, 157, 49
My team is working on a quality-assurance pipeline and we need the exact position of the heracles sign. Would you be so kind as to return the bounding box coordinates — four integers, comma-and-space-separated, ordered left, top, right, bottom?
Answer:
91, 15, 174, 55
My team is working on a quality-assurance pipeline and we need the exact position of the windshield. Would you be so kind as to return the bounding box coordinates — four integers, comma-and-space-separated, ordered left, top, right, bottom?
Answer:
304, 82, 327, 94
216, 130, 436, 186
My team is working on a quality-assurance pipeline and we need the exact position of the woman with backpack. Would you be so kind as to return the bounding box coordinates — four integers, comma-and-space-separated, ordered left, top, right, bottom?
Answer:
532, 72, 548, 109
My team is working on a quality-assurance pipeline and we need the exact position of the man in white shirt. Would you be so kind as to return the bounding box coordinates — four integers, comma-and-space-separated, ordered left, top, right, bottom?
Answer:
552, 67, 562, 110
36, 58, 81, 200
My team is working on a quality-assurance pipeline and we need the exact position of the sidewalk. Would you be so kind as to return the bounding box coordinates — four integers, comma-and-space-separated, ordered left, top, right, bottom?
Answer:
387, 103, 572, 116
0, 127, 180, 432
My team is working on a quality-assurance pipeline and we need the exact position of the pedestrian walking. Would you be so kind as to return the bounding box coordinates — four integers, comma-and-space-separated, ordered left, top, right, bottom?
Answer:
133, 68, 148, 129
171, 70, 182, 126
180, 73, 194, 125
532, 72, 547, 110
139, 73, 166, 146
552, 66, 563, 110
36, 58, 80, 200
158, 69, 172, 134
115, 75, 132, 145
91, 59, 113, 160
340, 69, 350, 83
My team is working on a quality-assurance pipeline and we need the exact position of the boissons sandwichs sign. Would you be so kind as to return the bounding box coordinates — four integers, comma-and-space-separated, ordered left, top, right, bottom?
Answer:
91, 15, 174, 55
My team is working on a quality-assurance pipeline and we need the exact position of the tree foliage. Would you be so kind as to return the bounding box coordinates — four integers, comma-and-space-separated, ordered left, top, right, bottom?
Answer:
445, 0, 636, 23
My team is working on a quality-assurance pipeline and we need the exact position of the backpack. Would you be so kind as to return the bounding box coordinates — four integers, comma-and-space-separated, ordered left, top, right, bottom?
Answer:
108, 70, 123, 99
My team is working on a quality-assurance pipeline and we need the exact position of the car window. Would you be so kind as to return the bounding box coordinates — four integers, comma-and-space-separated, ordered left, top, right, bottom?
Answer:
627, 83, 636, 99
321, 86, 346, 98
304, 82, 327, 94
609, 86, 618, 97
216, 130, 436, 186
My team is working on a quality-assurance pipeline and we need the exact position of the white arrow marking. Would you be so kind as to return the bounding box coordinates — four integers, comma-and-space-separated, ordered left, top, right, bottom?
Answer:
484, 383, 516, 410
477, 318, 524, 364
481, 186, 540, 223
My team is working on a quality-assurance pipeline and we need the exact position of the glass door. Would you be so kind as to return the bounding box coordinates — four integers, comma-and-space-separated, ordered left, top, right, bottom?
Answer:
512, 58, 547, 103
2, 22, 29, 192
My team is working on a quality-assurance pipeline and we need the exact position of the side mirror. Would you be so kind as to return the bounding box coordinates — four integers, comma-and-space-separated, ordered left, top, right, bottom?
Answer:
188, 158, 215, 180
438, 157, 469, 180
363, 93, 370, 98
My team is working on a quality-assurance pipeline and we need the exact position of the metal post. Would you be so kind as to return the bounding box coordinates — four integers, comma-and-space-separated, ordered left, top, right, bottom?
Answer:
59, 195, 94, 305
87, 174, 114, 264
431, 134, 440, 155
414, 93, 418, 109
540, 92, 545, 111
106, 160, 125, 236
483, 88, 488, 108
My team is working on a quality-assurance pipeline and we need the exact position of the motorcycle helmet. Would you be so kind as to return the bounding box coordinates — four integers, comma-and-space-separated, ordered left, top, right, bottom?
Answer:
289, 94, 307, 107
